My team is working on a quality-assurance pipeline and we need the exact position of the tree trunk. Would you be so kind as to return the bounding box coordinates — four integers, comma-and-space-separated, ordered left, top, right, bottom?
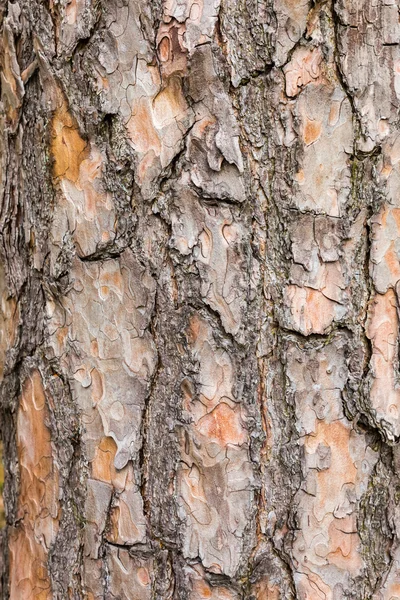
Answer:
0, 0, 399, 598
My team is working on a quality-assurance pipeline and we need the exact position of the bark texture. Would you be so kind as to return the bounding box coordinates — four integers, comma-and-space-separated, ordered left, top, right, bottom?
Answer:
0, 0, 400, 598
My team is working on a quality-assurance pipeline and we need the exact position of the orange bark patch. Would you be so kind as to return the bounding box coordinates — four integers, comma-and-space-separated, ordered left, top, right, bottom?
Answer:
126, 98, 161, 156
152, 76, 188, 129
296, 571, 331, 600
366, 290, 400, 431
90, 368, 104, 403
294, 169, 305, 184
303, 118, 322, 145
65, 0, 78, 24
51, 129, 115, 258
137, 567, 151, 587
327, 516, 361, 572
137, 151, 157, 184
91, 436, 127, 491
107, 498, 143, 546
286, 285, 340, 335
304, 420, 363, 575
196, 403, 246, 447
252, 578, 280, 600
9, 371, 59, 600
284, 47, 323, 97
371, 206, 400, 289
192, 116, 217, 139
193, 580, 212, 599
51, 101, 88, 182
367, 290, 398, 362
191, 573, 239, 600
187, 313, 203, 345
306, 420, 357, 510
383, 570, 400, 600
98, 266, 124, 299
384, 243, 400, 282
158, 36, 170, 62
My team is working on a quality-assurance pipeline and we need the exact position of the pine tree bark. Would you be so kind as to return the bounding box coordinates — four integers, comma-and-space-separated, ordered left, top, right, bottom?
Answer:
1, 0, 400, 598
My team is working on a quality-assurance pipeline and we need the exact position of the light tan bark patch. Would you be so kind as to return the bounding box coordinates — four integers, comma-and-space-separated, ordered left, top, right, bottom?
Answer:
51, 100, 116, 259
284, 285, 345, 335
178, 315, 254, 577
287, 340, 378, 596
284, 47, 323, 98
366, 290, 400, 439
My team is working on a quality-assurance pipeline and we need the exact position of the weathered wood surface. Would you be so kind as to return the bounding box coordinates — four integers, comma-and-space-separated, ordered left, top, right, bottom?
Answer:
0, 0, 400, 598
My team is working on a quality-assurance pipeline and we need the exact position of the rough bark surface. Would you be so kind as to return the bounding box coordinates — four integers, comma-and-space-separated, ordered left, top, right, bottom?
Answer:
0, 0, 400, 598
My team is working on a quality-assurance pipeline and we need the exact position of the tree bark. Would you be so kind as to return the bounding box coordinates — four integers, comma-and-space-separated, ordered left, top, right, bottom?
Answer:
0, 0, 400, 598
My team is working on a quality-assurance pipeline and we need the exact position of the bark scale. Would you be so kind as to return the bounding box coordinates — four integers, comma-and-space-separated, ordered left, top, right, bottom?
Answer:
0, 0, 399, 598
